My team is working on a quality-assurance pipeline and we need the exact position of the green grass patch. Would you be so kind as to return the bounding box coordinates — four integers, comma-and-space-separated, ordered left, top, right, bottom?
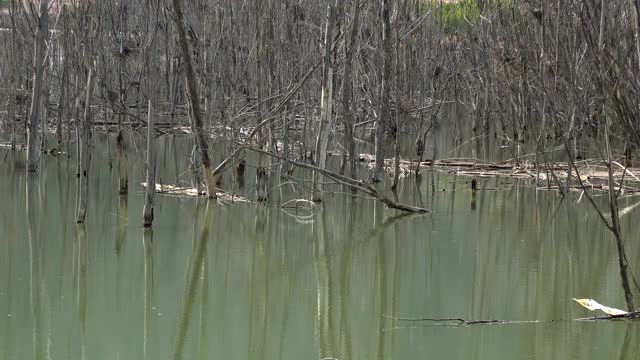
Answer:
424, 0, 515, 31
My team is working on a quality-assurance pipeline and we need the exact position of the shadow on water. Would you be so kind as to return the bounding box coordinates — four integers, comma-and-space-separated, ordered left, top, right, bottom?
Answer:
26, 176, 44, 360
74, 223, 87, 360
142, 227, 154, 359
115, 195, 128, 256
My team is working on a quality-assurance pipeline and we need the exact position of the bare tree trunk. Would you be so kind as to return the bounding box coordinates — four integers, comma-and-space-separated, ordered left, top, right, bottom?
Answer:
633, 0, 640, 75
117, 1, 129, 195
254, 0, 270, 202
57, 6, 68, 147
41, 68, 50, 152
342, 0, 360, 183
313, 1, 337, 202
171, 0, 217, 199
391, 4, 402, 190
8, 0, 17, 150
143, 100, 156, 227
116, 129, 128, 193
26, 0, 49, 173
76, 67, 95, 224
373, 0, 392, 183
74, 82, 81, 176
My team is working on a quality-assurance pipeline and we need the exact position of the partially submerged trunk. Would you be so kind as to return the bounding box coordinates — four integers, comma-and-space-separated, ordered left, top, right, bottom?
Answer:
76, 67, 96, 224
26, 0, 49, 173
373, 0, 392, 183
117, 129, 128, 194
254, 0, 269, 202
117, 1, 129, 195
391, 5, 403, 190
342, 0, 360, 182
313, 1, 338, 201
171, 0, 216, 199
143, 101, 156, 227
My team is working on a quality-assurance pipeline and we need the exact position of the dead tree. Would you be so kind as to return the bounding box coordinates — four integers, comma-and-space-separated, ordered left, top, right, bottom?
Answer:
313, 1, 338, 201
341, 0, 360, 181
254, 0, 269, 202
76, 67, 96, 224
26, 0, 49, 173
117, 1, 129, 195
143, 100, 156, 227
373, 0, 392, 183
171, 0, 217, 199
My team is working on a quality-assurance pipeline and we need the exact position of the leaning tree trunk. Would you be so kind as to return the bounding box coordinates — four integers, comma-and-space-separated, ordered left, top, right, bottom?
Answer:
313, 1, 337, 202
76, 67, 95, 224
171, 0, 217, 199
26, 0, 49, 173
143, 101, 156, 227
373, 0, 392, 183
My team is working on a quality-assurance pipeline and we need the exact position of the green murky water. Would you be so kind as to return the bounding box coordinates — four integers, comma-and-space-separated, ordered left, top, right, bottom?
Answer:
1, 134, 640, 360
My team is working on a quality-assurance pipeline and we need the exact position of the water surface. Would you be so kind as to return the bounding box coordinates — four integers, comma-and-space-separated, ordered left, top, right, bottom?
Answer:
1, 135, 639, 360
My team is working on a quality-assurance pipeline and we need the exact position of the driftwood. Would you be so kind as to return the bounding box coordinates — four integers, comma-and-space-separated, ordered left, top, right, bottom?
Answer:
358, 153, 640, 193
385, 312, 640, 328
141, 183, 250, 204
386, 298, 640, 328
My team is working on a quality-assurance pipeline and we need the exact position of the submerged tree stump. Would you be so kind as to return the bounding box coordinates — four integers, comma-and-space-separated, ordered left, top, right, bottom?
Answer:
143, 101, 156, 227
76, 67, 96, 224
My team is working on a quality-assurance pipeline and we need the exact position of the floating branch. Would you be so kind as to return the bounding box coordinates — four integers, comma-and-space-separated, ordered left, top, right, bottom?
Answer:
141, 183, 250, 204
385, 298, 640, 328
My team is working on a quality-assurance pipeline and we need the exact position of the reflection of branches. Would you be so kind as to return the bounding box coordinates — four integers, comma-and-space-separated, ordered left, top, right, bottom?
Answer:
75, 224, 87, 360
115, 195, 128, 256
172, 202, 211, 360
142, 228, 154, 359
362, 212, 422, 242
618, 324, 637, 360
27, 177, 44, 360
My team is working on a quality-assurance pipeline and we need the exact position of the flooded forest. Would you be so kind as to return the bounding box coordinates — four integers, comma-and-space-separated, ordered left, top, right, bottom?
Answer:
2, 0, 640, 359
